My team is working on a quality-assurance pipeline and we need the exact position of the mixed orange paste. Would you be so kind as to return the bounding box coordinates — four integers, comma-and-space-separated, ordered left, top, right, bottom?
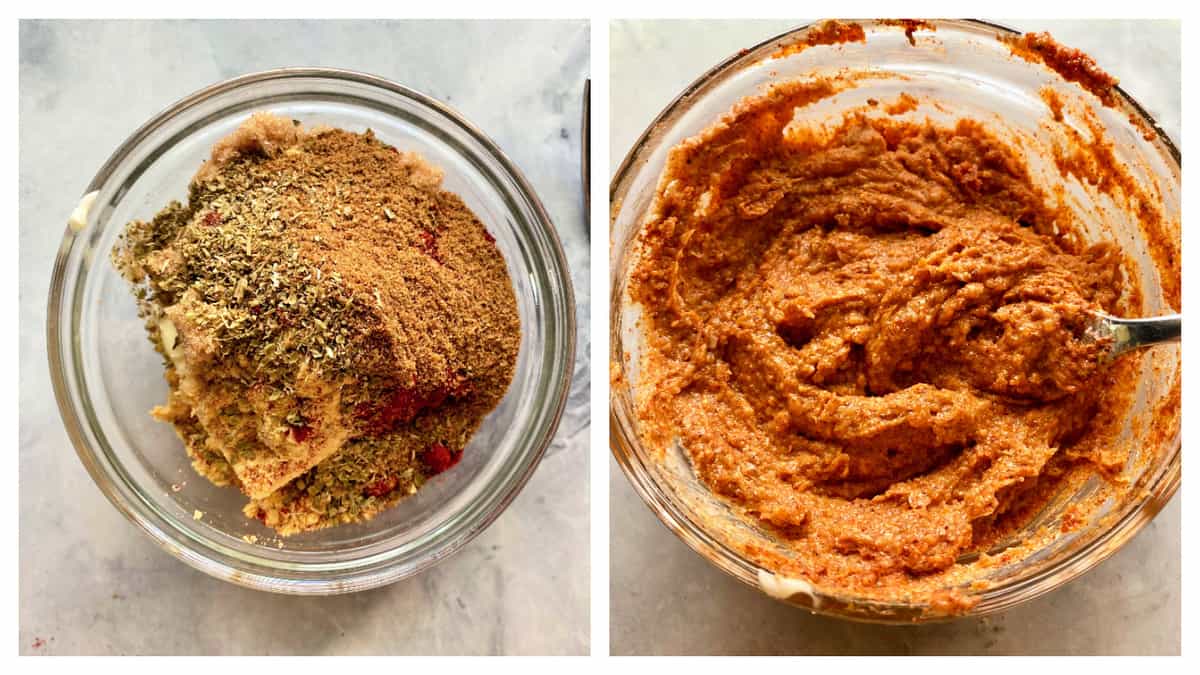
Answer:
630, 80, 1149, 608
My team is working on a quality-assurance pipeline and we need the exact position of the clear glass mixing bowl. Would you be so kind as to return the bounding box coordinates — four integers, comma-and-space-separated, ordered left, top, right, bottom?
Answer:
49, 68, 576, 594
610, 19, 1180, 622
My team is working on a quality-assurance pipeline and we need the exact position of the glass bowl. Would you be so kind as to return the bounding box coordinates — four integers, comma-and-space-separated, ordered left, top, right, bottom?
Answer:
610, 19, 1180, 622
48, 68, 576, 595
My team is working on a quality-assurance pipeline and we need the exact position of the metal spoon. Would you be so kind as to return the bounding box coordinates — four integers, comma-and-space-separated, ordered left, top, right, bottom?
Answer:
1088, 312, 1181, 361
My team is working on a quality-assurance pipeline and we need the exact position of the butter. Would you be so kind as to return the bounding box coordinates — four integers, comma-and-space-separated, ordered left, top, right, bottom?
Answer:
757, 569, 820, 605
158, 317, 179, 355
68, 190, 99, 233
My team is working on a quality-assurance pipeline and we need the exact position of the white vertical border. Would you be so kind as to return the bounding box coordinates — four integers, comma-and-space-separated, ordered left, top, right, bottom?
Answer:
588, 17, 611, 659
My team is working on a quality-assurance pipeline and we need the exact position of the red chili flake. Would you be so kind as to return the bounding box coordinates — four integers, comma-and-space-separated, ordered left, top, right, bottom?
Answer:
481, 228, 496, 245
421, 441, 462, 476
355, 370, 476, 437
203, 211, 221, 226
355, 386, 448, 436
417, 230, 442, 263
31, 638, 45, 649
362, 476, 399, 498
290, 423, 314, 443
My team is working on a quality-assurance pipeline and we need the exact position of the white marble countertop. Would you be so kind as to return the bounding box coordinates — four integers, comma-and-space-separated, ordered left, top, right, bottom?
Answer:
20, 19, 590, 656
610, 19, 1180, 655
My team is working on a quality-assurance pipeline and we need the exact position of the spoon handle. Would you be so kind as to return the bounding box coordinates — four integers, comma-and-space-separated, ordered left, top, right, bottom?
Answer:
1104, 313, 1181, 358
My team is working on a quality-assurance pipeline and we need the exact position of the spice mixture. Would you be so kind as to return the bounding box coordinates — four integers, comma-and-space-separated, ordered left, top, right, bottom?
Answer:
629, 77, 1162, 609
114, 113, 520, 535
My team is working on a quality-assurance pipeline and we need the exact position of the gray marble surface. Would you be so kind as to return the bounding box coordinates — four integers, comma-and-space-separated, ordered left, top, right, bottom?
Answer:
610, 19, 1180, 656
20, 20, 589, 656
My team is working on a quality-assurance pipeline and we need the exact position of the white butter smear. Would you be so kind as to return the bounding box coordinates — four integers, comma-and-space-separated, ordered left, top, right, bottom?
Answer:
158, 318, 180, 356
68, 190, 99, 233
757, 569, 820, 606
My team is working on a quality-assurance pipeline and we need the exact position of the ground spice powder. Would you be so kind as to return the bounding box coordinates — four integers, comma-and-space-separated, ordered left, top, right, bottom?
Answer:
113, 112, 520, 535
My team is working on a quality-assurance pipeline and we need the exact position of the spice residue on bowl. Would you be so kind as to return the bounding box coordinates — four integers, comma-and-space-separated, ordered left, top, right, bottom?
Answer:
1005, 31, 1159, 142
113, 112, 520, 535
627, 73, 1168, 610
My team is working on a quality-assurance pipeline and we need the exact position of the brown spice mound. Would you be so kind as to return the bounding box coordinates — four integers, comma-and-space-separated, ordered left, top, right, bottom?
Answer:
113, 112, 520, 535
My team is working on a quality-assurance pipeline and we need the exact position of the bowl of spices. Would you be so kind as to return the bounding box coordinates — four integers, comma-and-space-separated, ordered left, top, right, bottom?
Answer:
49, 68, 575, 594
610, 20, 1180, 621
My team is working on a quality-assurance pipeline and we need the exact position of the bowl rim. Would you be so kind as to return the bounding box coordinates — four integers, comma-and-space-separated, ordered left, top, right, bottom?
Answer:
608, 18, 1181, 623
47, 66, 576, 594
609, 18, 1180, 205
